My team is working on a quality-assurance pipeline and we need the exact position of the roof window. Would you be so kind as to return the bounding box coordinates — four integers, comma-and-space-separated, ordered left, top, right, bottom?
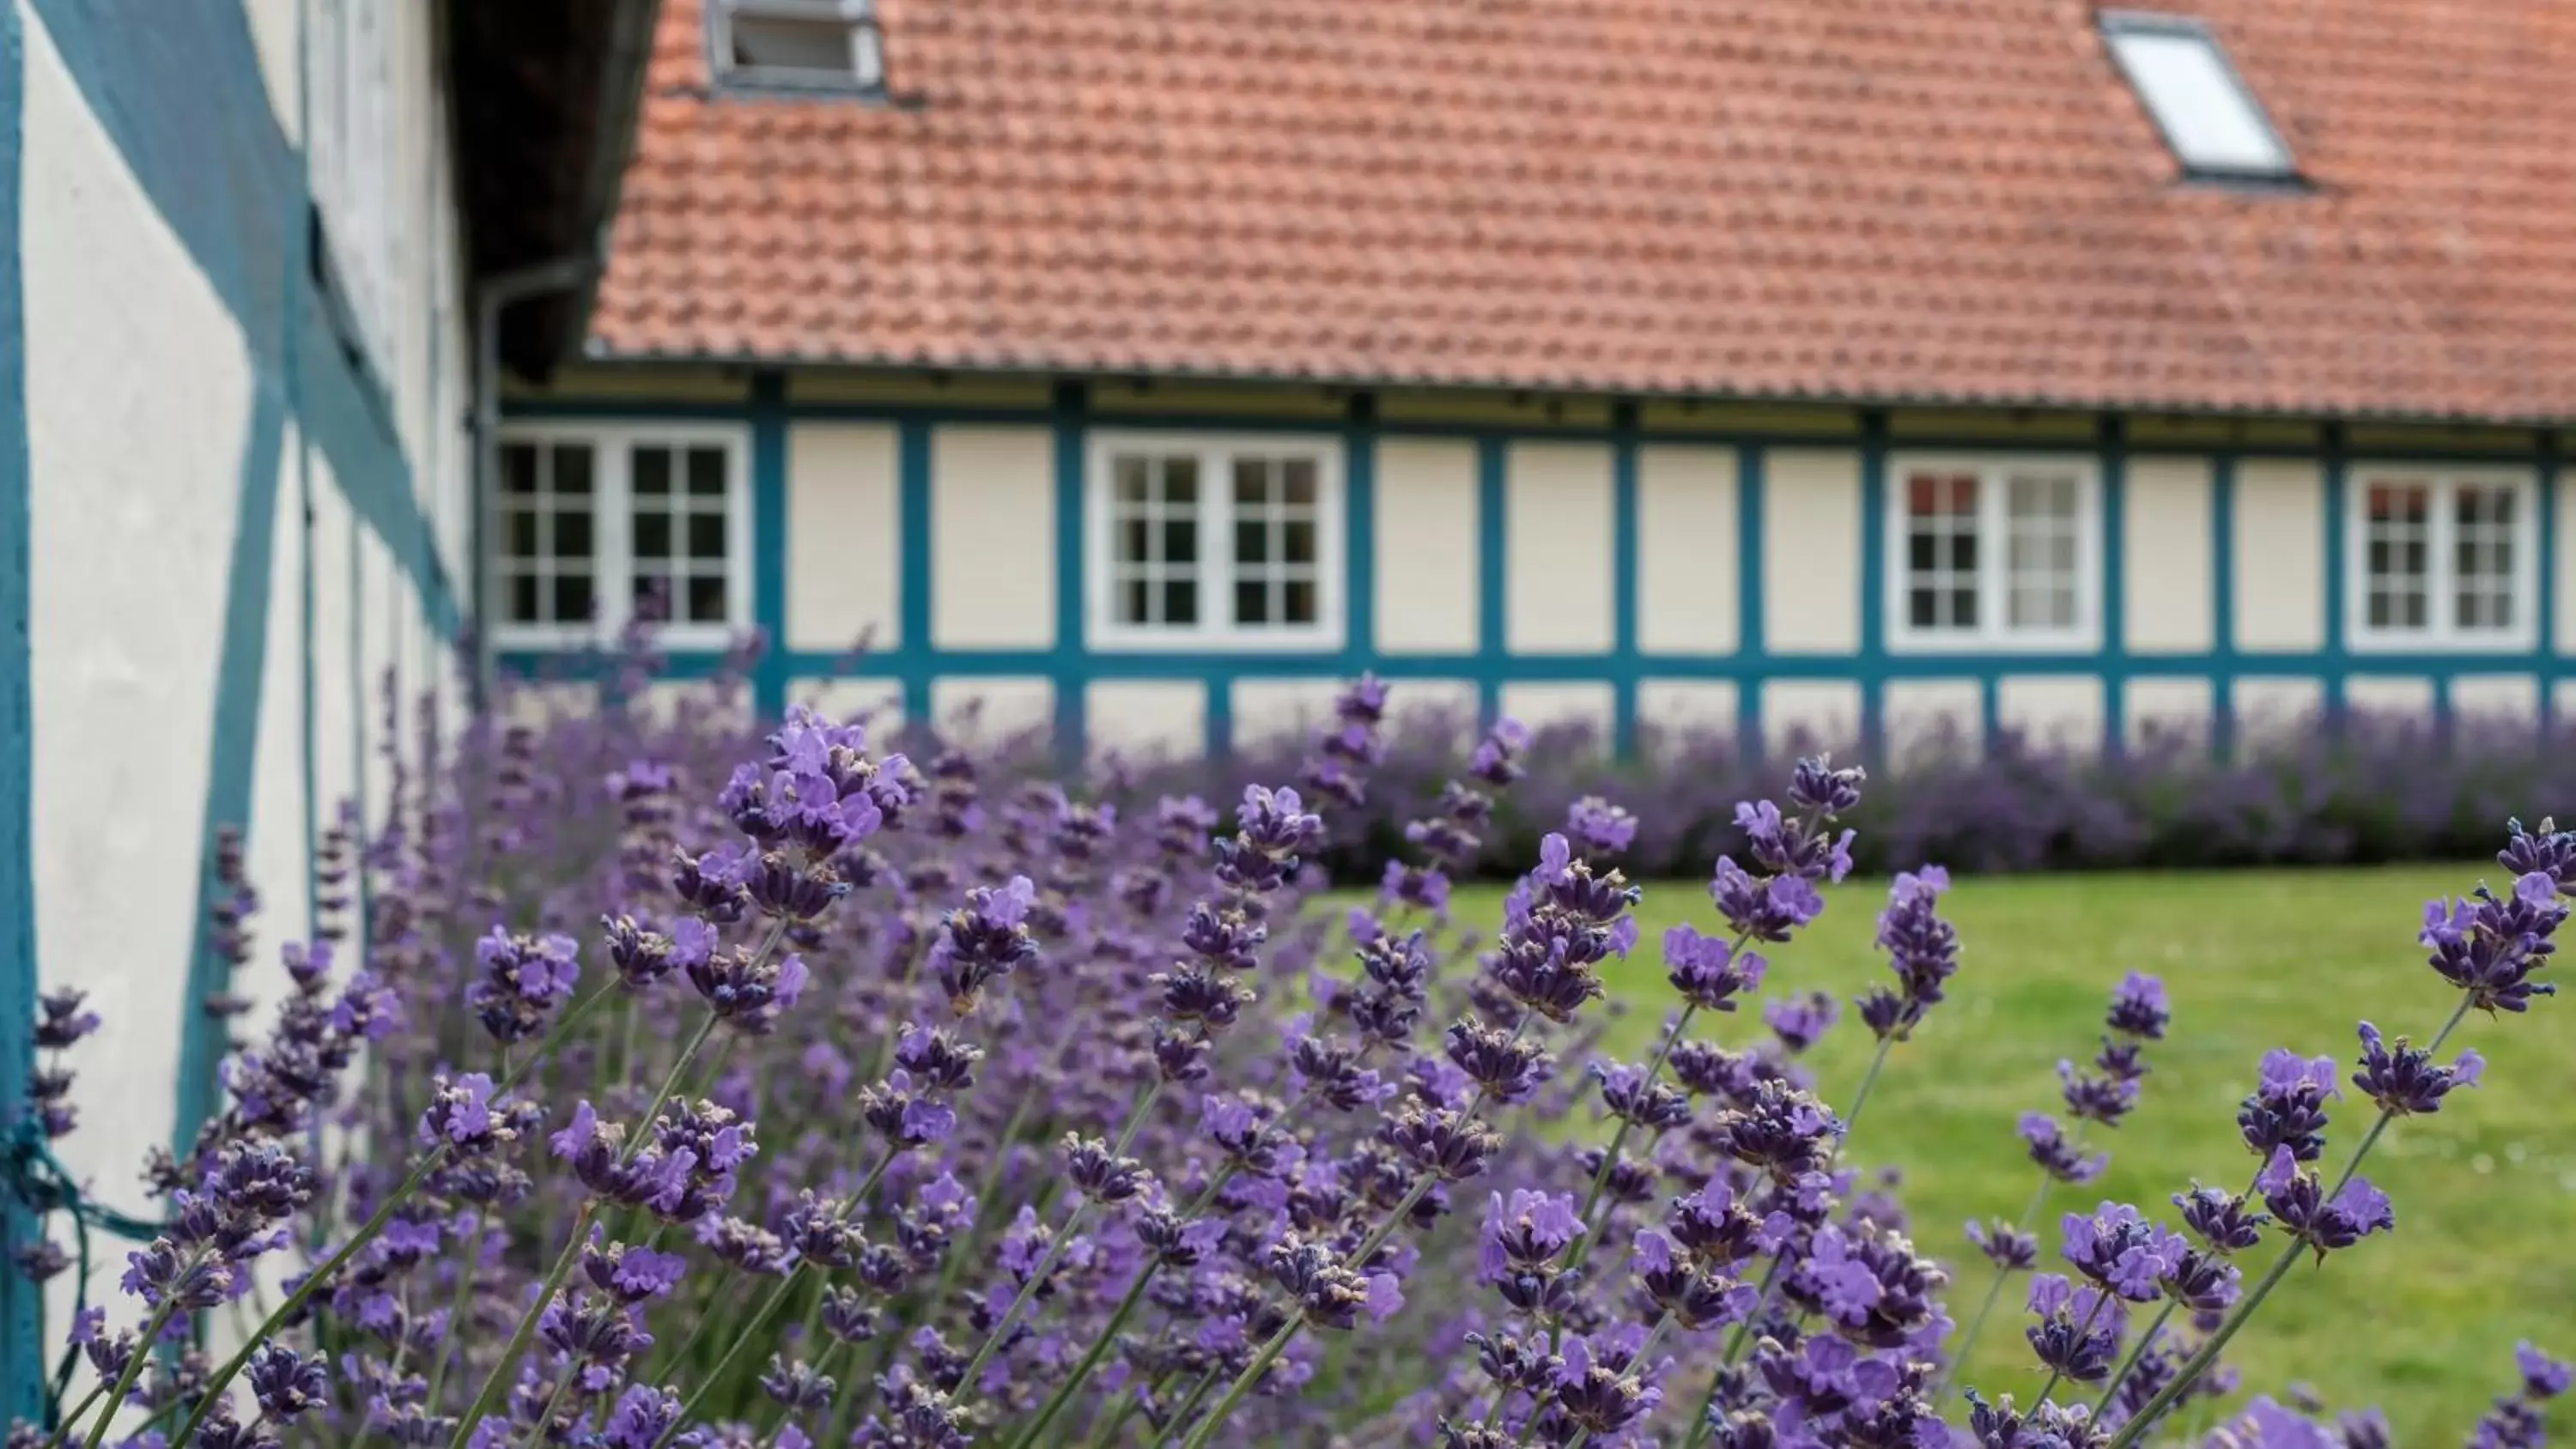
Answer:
2101, 13, 2295, 181
713, 0, 884, 93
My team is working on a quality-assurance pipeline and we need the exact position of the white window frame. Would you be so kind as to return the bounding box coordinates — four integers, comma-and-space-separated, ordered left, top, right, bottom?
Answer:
1084, 431, 1346, 653
709, 0, 885, 92
1885, 453, 2104, 654
489, 421, 755, 652
2345, 464, 2538, 653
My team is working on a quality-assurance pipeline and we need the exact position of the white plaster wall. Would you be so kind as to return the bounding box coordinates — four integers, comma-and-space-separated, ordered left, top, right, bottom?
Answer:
1763, 449, 1862, 652
931, 426, 1054, 648
1637, 445, 1737, 653
1636, 680, 1741, 746
1885, 679, 1981, 762
357, 522, 398, 832
2558, 471, 2576, 655
1505, 442, 1614, 653
787, 422, 901, 652
2125, 676, 2214, 747
2123, 456, 2213, 652
2233, 460, 2324, 652
1230, 677, 1346, 749
1386, 678, 1482, 747
1998, 676, 2105, 753
2233, 676, 2326, 749
2555, 679, 2576, 728
2343, 676, 2435, 720
1762, 680, 1862, 755
21, 13, 252, 1233
2452, 674, 2538, 725
249, 432, 317, 958
790, 677, 907, 735
310, 473, 358, 831
1498, 682, 1615, 749
1373, 440, 1479, 652
931, 676, 1056, 744
241, 0, 301, 142
1087, 681, 1207, 761
501, 682, 599, 731
635, 681, 753, 733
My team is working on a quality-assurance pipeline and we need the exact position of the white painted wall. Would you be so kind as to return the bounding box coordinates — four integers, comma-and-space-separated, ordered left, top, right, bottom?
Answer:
1505, 441, 1614, 653
2234, 676, 2327, 749
932, 426, 1054, 647
2233, 460, 2324, 652
1762, 679, 1861, 754
1372, 439, 1479, 652
1636, 679, 1740, 746
2126, 676, 2213, 747
1637, 445, 1738, 653
1762, 449, 1862, 652
1498, 682, 1615, 749
2344, 676, 2435, 720
1230, 677, 1346, 750
15, 0, 474, 1356
1998, 676, 2105, 753
787, 421, 901, 652
2123, 457, 2212, 652
930, 676, 1056, 743
1086, 681, 1207, 761
789, 676, 907, 734
21, 8, 250, 1232
2452, 673, 2538, 724
1884, 679, 1981, 762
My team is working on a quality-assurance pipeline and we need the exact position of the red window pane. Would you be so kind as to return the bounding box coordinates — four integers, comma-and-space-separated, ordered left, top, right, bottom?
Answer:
2367, 483, 2427, 521
1906, 472, 1978, 518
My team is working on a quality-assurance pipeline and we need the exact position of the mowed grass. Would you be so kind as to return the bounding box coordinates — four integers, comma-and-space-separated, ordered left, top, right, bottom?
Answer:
1427, 864, 2576, 1440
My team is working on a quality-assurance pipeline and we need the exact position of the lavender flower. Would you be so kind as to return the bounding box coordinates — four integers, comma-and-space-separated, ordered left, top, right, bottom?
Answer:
1665, 923, 1766, 1013
2238, 1049, 2339, 1162
465, 928, 580, 1043
2020, 1113, 2107, 1185
2421, 872, 2566, 1013
2350, 1022, 2482, 1117
2025, 1273, 2123, 1384
2257, 1146, 2395, 1260
2059, 1203, 2185, 1302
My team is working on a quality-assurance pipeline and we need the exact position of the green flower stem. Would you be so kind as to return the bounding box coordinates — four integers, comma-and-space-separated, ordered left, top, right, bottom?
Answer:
1837, 1036, 1897, 1149
2091, 1299, 2178, 1416
77, 1282, 193, 1449
45, 1381, 109, 1449
1931, 1146, 2081, 1405
445, 1200, 596, 1449
649, 1264, 810, 1449
2104, 997, 2472, 1449
1562, 996, 1704, 1265
1176, 1317, 1303, 1449
1142, 1365, 1221, 1449
419, 1208, 483, 1410
954, 1199, 1099, 1409
1003, 1250, 1163, 1449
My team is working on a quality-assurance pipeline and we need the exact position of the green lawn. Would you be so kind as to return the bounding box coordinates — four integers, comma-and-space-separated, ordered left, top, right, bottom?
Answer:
1437, 864, 2576, 1441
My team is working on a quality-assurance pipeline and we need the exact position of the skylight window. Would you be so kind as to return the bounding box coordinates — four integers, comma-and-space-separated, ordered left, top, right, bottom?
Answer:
712, 0, 884, 93
2102, 13, 2295, 180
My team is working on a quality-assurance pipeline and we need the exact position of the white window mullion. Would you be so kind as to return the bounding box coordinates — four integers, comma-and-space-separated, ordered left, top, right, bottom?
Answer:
599, 442, 633, 638
1978, 473, 2008, 645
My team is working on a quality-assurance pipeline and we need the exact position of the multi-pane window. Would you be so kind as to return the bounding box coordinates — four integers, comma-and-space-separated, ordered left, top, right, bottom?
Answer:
2350, 470, 2533, 649
1089, 435, 1340, 648
492, 427, 750, 647
1891, 458, 2099, 649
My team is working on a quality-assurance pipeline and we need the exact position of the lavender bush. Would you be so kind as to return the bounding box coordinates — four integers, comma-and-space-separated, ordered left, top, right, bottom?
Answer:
8, 669, 2568, 1449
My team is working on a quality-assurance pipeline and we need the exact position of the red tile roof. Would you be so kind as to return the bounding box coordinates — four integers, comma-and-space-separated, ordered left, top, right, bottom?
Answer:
593, 0, 2576, 423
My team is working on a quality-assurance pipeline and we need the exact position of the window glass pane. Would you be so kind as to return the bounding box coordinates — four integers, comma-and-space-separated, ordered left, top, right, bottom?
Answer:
2104, 26, 2294, 176
1285, 578, 1316, 623
1283, 458, 1317, 506
626, 512, 664, 561
1163, 458, 1198, 505
1233, 458, 1272, 506
552, 573, 594, 622
689, 513, 726, 561
1235, 579, 1268, 625
687, 575, 728, 623
1162, 579, 1197, 626
1909, 588, 1937, 627
507, 573, 538, 623
729, 15, 858, 74
556, 511, 594, 559
688, 447, 727, 496
1163, 518, 1198, 565
505, 509, 539, 557
1907, 534, 1936, 571
501, 443, 539, 494
1118, 518, 1149, 565
1234, 520, 1268, 567
634, 447, 670, 495
1283, 519, 1315, 565
1120, 578, 1150, 625
553, 444, 593, 495
1949, 535, 1978, 571
1115, 457, 1149, 503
